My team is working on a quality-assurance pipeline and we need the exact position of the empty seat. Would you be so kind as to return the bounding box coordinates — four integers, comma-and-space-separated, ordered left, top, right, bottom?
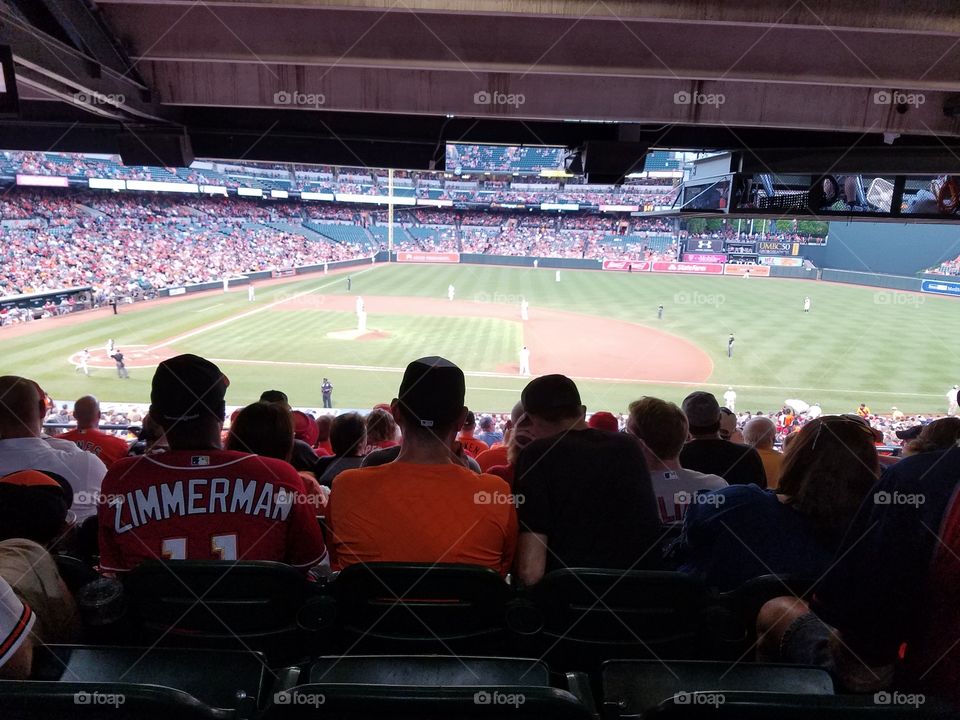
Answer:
264, 655, 591, 719
331, 563, 513, 654
644, 691, 955, 719
32, 644, 267, 714
523, 570, 716, 669
310, 655, 548, 686
602, 660, 833, 717
0, 680, 229, 720
123, 561, 323, 662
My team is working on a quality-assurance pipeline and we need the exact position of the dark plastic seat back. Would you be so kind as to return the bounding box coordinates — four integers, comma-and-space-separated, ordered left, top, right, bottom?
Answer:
332, 563, 511, 653
33, 644, 267, 711
602, 660, 833, 716
124, 561, 308, 654
310, 655, 549, 687
263, 684, 593, 720
645, 691, 956, 719
529, 570, 713, 666
0, 680, 229, 720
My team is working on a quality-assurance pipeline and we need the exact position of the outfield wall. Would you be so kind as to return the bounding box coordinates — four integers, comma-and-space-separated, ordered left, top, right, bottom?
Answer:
808, 222, 960, 275
158, 256, 377, 297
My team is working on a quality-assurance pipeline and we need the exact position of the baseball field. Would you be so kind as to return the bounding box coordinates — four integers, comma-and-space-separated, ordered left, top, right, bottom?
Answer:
3, 262, 958, 414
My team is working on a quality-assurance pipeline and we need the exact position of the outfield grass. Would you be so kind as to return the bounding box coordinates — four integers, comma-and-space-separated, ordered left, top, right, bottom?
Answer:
2, 262, 958, 414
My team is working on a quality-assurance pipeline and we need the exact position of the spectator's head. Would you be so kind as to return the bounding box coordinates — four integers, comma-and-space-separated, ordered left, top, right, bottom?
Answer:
0, 469, 74, 546
743, 416, 777, 450
0, 376, 44, 438
259, 389, 291, 411
518, 374, 586, 440
681, 391, 721, 438
149, 355, 229, 450
72, 395, 102, 430
316, 414, 333, 444
292, 411, 319, 447
778, 416, 880, 547
392, 356, 467, 449
905, 417, 960, 455
461, 411, 477, 434
330, 412, 367, 457
226, 402, 294, 461
479, 415, 495, 433
588, 411, 619, 433
627, 397, 687, 466
365, 408, 397, 446
719, 407, 739, 441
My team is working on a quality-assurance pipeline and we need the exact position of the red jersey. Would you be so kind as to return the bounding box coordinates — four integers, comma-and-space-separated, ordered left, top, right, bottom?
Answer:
97, 450, 327, 573
58, 428, 130, 468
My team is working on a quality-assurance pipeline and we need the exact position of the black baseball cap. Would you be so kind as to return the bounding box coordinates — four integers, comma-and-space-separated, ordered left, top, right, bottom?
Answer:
151, 354, 230, 423
396, 356, 465, 428
895, 425, 923, 440
682, 391, 721, 432
521, 374, 582, 419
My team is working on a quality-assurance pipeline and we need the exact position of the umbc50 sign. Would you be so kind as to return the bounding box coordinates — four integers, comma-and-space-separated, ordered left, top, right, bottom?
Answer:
921, 279, 960, 297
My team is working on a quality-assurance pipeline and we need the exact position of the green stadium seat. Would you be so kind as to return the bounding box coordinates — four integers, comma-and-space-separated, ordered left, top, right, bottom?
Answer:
601, 660, 833, 717
330, 563, 514, 655
521, 569, 718, 670
123, 560, 328, 663
644, 691, 956, 719
31, 644, 267, 714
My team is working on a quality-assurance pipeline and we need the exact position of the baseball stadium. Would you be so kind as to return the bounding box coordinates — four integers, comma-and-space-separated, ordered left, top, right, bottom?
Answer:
2, 1, 960, 718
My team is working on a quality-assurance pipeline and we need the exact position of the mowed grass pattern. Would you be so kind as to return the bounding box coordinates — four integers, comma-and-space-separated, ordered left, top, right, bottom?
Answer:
2, 262, 959, 414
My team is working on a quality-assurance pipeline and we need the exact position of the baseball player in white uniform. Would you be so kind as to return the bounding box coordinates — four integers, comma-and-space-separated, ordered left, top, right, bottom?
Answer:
448, 284, 455, 302
519, 346, 531, 376
76, 348, 90, 375
723, 387, 737, 412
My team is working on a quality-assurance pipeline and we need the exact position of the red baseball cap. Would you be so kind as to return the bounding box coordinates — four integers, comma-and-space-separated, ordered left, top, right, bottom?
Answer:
588, 411, 619, 433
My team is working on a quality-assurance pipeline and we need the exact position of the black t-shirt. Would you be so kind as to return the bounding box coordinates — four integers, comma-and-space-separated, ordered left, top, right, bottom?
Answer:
679, 438, 767, 488
515, 428, 662, 573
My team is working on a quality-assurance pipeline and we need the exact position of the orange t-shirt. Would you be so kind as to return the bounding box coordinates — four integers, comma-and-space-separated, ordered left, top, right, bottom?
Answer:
457, 434, 489, 459
475, 445, 509, 473
57, 428, 130, 468
328, 462, 517, 576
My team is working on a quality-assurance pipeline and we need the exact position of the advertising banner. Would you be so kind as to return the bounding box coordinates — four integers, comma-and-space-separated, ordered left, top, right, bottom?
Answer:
921, 279, 960, 297
396, 252, 461, 264
651, 262, 724, 275
724, 264, 771, 276
602, 260, 651, 272
686, 238, 725, 253
759, 256, 805, 267
757, 240, 799, 256
683, 253, 728, 264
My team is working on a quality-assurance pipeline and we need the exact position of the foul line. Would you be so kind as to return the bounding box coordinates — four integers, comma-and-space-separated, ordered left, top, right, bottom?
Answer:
204, 356, 943, 398
148, 267, 379, 351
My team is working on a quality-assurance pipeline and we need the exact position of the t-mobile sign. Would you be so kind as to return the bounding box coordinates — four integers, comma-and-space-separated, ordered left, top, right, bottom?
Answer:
683, 252, 728, 264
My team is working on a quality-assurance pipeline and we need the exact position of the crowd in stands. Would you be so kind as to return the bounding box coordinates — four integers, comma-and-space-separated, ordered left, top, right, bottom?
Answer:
924, 253, 960, 275
1, 353, 958, 710
0, 191, 691, 297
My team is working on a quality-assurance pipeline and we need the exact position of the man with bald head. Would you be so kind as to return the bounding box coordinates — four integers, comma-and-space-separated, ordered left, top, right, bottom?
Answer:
0, 377, 106, 520
743, 415, 782, 489
58, 396, 130, 468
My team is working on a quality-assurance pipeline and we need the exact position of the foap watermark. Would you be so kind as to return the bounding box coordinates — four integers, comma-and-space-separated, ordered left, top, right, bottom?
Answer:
675, 491, 725, 508
674, 90, 725, 108
675, 692, 725, 708
474, 490, 524, 506
874, 691, 925, 708
74, 91, 126, 106
74, 691, 125, 707
273, 90, 326, 108
474, 291, 525, 305
674, 291, 725, 307
873, 90, 925, 109
274, 691, 326, 707
873, 291, 924, 307
473, 90, 525, 108
473, 690, 526, 708
874, 490, 925, 508
273, 291, 328, 310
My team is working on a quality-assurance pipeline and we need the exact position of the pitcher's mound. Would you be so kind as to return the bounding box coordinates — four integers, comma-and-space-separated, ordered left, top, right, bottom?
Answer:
326, 328, 390, 341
